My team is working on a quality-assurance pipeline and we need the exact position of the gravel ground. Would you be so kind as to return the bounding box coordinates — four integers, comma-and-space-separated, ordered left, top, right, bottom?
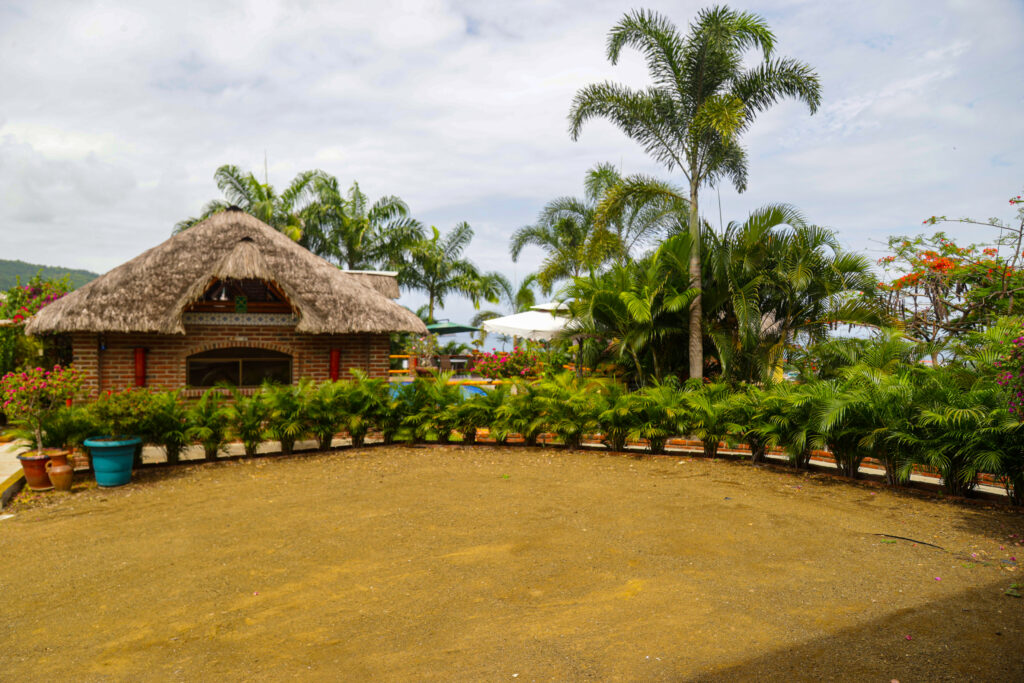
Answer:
2, 445, 1022, 681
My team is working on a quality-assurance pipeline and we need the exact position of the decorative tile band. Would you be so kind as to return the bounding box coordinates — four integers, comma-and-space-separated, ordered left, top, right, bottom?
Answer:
183, 313, 298, 327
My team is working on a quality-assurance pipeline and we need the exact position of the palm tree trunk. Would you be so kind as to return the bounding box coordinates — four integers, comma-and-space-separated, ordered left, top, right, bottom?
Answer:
688, 176, 703, 380
703, 439, 719, 459
748, 436, 766, 465
629, 348, 645, 387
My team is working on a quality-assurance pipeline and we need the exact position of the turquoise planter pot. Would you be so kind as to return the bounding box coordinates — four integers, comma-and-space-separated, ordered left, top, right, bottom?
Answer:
84, 437, 142, 487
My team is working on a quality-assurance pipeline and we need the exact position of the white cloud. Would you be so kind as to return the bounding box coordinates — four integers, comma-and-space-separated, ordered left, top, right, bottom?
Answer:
0, 0, 1021, 327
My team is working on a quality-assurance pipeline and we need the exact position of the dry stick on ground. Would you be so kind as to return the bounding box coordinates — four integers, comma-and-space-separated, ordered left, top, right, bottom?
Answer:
873, 533, 945, 550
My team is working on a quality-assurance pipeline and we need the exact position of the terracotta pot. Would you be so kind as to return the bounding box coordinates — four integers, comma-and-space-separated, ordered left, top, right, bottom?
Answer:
45, 450, 73, 492
17, 452, 53, 491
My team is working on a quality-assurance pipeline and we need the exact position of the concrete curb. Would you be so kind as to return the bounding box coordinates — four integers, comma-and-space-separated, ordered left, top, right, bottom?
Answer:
1, 468, 25, 508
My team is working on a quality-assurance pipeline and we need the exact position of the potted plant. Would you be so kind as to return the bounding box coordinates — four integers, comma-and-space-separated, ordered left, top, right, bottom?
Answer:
84, 389, 149, 487
22, 404, 96, 488
0, 365, 82, 491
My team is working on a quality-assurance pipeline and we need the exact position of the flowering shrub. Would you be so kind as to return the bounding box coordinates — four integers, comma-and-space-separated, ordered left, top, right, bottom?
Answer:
472, 347, 542, 379
1, 278, 70, 324
0, 275, 73, 374
0, 365, 82, 455
997, 335, 1024, 417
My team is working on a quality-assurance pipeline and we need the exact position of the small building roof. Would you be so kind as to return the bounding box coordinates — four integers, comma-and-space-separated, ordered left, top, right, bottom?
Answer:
26, 209, 427, 336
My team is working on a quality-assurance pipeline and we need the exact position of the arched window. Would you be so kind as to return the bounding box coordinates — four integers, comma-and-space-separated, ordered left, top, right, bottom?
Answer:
186, 348, 292, 387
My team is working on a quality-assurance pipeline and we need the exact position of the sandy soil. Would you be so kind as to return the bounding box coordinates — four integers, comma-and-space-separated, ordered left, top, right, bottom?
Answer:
2, 445, 1023, 681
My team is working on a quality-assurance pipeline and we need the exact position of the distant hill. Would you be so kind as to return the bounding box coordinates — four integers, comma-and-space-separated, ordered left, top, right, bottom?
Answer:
0, 259, 99, 290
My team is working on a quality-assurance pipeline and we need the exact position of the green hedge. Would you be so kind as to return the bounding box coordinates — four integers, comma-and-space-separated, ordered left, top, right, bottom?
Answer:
18, 339, 1024, 506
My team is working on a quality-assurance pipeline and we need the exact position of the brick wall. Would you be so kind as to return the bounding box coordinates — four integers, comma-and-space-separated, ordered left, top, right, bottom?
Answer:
71, 325, 390, 397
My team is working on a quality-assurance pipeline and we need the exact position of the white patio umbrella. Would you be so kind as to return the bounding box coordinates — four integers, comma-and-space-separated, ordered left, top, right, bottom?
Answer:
529, 301, 570, 313
480, 309, 568, 342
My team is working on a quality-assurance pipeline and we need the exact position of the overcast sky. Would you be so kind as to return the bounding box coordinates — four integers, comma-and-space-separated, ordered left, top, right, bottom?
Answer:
1, 0, 1022, 330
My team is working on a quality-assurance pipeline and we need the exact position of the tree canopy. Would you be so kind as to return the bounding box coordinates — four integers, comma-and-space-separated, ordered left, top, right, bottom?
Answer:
569, 6, 821, 378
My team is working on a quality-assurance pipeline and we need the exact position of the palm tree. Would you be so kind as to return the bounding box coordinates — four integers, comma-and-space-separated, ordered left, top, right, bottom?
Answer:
614, 238, 696, 382
185, 388, 231, 461
564, 232, 697, 384
570, 7, 822, 379
730, 384, 771, 464
703, 205, 882, 384
494, 380, 545, 446
684, 382, 737, 459
533, 372, 603, 450
175, 164, 320, 241
627, 379, 691, 454
511, 196, 595, 295
756, 381, 818, 469
301, 177, 424, 269
448, 383, 510, 444
595, 380, 635, 451
225, 389, 271, 457
471, 274, 539, 346
400, 223, 504, 323
564, 203, 878, 385
262, 380, 310, 455
586, 163, 688, 262
511, 163, 677, 293
810, 330, 925, 484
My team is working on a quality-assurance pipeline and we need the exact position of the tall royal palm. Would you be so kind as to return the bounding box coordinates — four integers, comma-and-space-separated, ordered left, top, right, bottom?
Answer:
174, 164, 319, 241
569, 7, 822, 379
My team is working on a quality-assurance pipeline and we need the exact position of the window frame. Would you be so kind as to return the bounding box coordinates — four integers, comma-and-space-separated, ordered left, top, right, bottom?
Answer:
185, 347, 293, 388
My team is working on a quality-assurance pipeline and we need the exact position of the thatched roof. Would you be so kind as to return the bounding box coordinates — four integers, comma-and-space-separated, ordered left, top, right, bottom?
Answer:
26, 209, 426, 336
342, 271, 400, 299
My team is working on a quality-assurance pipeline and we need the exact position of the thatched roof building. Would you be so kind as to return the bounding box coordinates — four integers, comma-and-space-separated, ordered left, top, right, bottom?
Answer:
27, 209, 425, 336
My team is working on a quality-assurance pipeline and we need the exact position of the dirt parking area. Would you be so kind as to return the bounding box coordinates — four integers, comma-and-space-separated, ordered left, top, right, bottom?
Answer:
2, 445, 1023, 681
